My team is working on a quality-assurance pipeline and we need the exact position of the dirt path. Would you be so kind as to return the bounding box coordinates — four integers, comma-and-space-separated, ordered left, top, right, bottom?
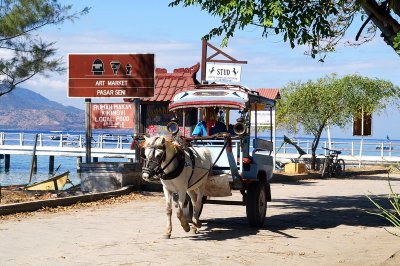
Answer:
1, 175, 399, 266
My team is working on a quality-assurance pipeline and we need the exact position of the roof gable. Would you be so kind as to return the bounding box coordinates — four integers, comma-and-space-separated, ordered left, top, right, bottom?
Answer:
255, 88, 280, 100
141, 63, 200, 102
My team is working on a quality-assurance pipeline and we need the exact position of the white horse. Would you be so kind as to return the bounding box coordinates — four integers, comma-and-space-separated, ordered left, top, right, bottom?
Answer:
141, 136, 212, 238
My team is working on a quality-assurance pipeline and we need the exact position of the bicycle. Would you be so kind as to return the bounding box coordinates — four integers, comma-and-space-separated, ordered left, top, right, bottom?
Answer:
320, 147, 346, 178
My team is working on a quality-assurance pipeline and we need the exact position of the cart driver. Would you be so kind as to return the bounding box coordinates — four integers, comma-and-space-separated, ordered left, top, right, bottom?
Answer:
192, 107, 227, 136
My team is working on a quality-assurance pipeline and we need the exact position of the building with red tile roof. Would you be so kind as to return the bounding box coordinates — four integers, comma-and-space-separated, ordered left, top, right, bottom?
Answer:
126, 63, 200, 133
255, 88, 280, 100
125, 63, 280, 134
141, 63, 200, 102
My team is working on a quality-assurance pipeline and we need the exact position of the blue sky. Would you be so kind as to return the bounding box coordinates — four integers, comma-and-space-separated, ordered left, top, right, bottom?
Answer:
23, 0, 400, 139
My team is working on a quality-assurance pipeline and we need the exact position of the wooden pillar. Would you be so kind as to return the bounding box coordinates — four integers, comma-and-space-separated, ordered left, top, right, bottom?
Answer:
76, 156, 82, 172
134, 99, 140, 163
4, 154, 10, 170
201, 39, 207, 83
85, 98, 92, 163
29, 134, 38, 183
49, 156, 55, 173
33, 155, 37, 173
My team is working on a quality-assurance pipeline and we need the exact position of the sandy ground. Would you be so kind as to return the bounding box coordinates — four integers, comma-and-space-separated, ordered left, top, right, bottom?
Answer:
0, 174, 399, 266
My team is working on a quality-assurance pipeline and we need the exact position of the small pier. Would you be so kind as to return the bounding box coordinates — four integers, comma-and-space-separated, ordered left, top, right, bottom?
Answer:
1, 132, 400, 172
0, 132, 135, 172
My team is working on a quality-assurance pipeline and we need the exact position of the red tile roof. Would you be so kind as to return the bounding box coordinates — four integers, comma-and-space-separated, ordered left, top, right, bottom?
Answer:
124, 64, 279, 103
141, 63, 200, 102
255, 88, 280, 100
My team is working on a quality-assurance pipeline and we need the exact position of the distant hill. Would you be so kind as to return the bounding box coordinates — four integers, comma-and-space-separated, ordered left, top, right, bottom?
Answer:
0, 87, 85, 130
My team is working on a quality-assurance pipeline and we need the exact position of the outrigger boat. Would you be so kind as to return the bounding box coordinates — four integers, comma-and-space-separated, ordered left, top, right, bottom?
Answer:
24, 171, 71, 191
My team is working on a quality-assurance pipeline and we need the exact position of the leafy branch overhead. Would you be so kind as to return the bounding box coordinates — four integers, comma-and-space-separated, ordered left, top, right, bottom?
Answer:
169, 0, 400, 60
0, 0, 89, 97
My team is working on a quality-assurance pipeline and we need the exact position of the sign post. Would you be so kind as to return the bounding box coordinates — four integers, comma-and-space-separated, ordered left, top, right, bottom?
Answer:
68, 54, 155, 98
206, 64, 242, 82
200, 39, 247, 83
85, 98, 91, 163
353, 107, 372, 167
69, 53, 155, 163
134, 99, 140, 163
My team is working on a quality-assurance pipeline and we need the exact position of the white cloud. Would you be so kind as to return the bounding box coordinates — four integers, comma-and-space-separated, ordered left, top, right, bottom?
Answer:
25, 75, 67, 92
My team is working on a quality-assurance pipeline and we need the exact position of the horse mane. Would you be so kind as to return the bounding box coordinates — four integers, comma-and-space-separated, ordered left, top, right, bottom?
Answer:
142, 135, 180, 150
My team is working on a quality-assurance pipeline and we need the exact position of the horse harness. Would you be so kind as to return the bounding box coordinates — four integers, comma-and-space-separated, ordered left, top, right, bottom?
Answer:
143, 136, 230, 188
142, 137, 196, 183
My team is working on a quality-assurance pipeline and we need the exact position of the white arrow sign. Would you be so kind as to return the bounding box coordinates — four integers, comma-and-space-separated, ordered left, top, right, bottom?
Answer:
206, 64, 241, 82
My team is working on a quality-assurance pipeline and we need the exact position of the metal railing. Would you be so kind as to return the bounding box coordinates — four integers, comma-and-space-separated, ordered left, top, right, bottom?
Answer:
276, 137, 400, 166
0, 132, 132, 149
0, 132, 134, 159
2, 132, 399, 165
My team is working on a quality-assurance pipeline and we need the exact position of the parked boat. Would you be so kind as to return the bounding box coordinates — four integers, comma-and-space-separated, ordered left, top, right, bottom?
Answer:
375, 145, 393, 150
102, 134, 130, 143
49, 131, 69, 141
24, 171, 70, 191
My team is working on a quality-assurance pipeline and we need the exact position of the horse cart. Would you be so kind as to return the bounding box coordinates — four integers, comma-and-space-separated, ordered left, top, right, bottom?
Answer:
141, 84, 276, 237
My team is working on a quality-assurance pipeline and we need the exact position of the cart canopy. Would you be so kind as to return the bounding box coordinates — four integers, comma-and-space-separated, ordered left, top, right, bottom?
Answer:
169, 84, 275, 111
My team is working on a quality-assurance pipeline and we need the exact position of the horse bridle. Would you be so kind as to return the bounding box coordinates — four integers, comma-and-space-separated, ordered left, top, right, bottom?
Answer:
142, 137, 185, 180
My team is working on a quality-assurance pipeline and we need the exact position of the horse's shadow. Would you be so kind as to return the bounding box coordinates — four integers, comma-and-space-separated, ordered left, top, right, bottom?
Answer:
190, 194, 394, 241
191, 216, 263, 241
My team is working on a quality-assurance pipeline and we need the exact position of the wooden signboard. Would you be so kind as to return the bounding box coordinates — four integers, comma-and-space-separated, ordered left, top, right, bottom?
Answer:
353, 111, 372, 136
68, 53, 155, 98
91, 103, 134, 129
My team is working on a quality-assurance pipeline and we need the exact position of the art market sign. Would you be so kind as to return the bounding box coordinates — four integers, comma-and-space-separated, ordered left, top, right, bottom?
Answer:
68, 53, 155, 98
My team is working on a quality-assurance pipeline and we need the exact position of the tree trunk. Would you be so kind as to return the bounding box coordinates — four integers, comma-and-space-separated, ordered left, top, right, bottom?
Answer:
310, 125, 325, 170
361, 0, 400, 47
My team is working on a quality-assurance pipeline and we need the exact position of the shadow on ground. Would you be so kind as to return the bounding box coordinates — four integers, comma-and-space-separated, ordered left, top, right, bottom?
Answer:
193, 194, 394, 241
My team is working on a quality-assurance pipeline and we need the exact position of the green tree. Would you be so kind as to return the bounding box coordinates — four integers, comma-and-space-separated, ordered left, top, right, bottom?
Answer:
0, 0, 89, 96
276, 74, 399, 169
169, 0, 400, 59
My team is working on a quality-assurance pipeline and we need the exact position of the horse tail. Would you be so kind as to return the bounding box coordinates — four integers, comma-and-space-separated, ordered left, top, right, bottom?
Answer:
204, 148, 213, 171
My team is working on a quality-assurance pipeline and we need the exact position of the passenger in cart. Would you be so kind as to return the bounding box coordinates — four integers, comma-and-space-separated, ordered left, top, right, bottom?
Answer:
192, 107, 227, 136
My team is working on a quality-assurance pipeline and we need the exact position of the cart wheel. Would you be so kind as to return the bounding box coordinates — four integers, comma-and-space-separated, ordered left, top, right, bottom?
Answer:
246, 181, 267, 227
183, 194, 206, 224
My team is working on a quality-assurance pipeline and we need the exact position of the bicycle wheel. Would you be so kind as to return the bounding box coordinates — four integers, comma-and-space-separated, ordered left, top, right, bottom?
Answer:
320, 158, 329, 178
335, 159, 346, 177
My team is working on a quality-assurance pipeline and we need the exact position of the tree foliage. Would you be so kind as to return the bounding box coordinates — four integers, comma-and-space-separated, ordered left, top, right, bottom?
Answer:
169, 0, 400, 59
0, 0, 89, 96
276, 74, 399, 168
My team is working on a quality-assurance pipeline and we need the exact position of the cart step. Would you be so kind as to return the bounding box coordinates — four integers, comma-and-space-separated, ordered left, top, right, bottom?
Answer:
205, 199, 245, 206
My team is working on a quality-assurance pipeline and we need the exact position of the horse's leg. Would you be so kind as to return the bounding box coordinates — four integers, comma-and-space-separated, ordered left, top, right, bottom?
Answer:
163, 187, 173, 239
186, 190, 199, 234
188, 184, 205, 231
176, 191, 190, 232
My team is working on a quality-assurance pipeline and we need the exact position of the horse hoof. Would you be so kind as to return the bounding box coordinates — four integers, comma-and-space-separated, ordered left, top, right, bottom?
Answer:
162, 234, 171, 239
183, 225, 190, 232
190, 227, 198, 234
196, 221, 202, 228
192, 219, 202, 228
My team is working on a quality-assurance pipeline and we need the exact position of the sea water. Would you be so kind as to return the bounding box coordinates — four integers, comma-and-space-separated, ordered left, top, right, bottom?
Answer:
0, 129, 132, 187
1, 130, 399, 186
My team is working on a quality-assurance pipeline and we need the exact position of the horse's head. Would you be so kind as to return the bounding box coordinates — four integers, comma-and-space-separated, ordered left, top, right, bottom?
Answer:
141, 136, 170, 182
